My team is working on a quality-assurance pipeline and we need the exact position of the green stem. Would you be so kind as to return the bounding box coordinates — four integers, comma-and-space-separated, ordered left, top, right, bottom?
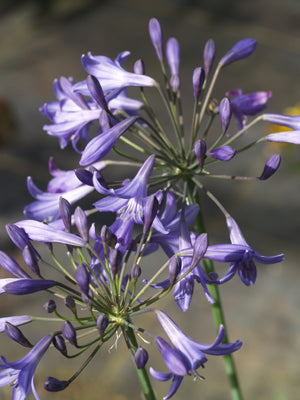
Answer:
124, 326, 156, 400
187, 184, 243, 400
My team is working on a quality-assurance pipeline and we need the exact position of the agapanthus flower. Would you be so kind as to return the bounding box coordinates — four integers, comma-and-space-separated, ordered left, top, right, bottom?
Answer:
76, 51, 156, 92
150, 310, 242, 399
0, 316, 31, 333
266, 130, 300, 145
262, 113, 300, 130
0, 334, 52, 399
219, 216, 284, 285
219, 38, 257, 67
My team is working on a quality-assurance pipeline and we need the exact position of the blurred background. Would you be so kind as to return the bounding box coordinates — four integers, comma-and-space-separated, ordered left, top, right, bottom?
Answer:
0, 0, 299, 399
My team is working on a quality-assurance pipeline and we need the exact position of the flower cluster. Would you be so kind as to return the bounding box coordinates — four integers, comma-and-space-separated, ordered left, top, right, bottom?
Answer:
1, 17, 297, 400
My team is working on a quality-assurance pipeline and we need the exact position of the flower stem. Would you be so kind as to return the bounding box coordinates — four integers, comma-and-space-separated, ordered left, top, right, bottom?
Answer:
187, 184, 243, 400
124, 326, 156, 400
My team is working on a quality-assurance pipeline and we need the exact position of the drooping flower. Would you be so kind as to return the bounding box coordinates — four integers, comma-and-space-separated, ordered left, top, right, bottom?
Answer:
150, 310, 242, 399
219, 38, 257, 67
219, 216, 284, 285
0, 334, 52, 399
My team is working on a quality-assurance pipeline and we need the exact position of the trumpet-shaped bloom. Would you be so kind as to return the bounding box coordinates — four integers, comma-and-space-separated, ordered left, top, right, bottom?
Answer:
150, 310, 242, 399
0, 334, 52, 399
263, 113, 300, 130
220, 216, 284, 285
78, 51, 156, 92
267, 130, 300, 145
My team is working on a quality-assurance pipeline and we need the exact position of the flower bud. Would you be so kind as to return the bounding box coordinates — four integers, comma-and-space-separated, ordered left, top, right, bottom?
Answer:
209, 145, 236, 161
44, 377, 69, 392
219, 38, 257, 67
194, 139, 207, 167
75, 264, 90, 301
203, 38, 216, 75
86, 75, 108, 112
52, 335, 67, 356
143, 195, 159, 233
191, 233, 208, 268
219, 97, 232, 133
59, 197, 72, 231
64, 295, 76, 313
168, 256, 181, 285
99, 110, 111, 131
149, 18, 164, 61
62, 321, 77, 346
134, 59, 145, 75
43, 299, 56, 313
192, 67, 205, 99
74, 207, 88, 242
134, 346, 149, 369
22, 245, 40, 276
97, 313, 109, 336
5, 322, 32, 348
100, 225, 117, 248
259, 154, 281, 180
109, 248, 122, 277
75, 168, 94, 186
131, 263, 142, 280
0, 250, 30, 278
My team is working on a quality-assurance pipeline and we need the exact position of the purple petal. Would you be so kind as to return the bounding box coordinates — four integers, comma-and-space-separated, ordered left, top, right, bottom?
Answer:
80, 116, 137, 166
0, 251, 30, 278
0, 316, 31, 333
267, 131, 300, 144
15, 220, 86, 246
259, 154, 281, 180
263, 113, 300, 130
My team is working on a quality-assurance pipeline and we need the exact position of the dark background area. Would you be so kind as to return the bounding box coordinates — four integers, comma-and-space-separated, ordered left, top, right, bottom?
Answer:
0, 1, 299, 399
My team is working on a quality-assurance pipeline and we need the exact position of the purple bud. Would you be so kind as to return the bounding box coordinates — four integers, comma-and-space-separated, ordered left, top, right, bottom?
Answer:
101, 225, 117, 248
259, 154, 281, 180
75, 169, 94, 186
64, 295, 76, 313
219, 97, 232, 132
75, 264, 90, 298
99, 110, 111, 131
22, 245, 40, 276
109, 248, 122, 276
219, 38, 257, 67
149, 18, 164, 61
86, 75, 108, 112
131, 263, 141, 280
44, 377, 69, 392
194, 139, 207, 167
203, 38, 216, 75
231, 91, 272, 116
6, 224, 30, 250
168, 256, 181, 285
143, 195, 159, 233
192, 67, 205, 99
166, 37, 180, 90
59, 197, 72, 231
4, 279, 56, 295
5, 322, 32, 347
0, 251, 30, 278
170, 74, 180, 91
210, 145, 236, 161
134, 346, 149, 369
134, 59, 145, 75
74, 207, 88, 242
62, 321, 77, 346
43, 299, 57, 313
97, 313, 109, 335
53, 335, 67, 356
191, 233, 208, 267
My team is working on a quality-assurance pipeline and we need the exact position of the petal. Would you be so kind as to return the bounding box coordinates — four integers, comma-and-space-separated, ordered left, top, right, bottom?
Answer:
267, 131, 300, 144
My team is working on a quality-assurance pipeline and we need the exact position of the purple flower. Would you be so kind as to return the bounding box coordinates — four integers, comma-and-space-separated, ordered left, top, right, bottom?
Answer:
166, 38, 180, 90
219, 38, 257, 67
93, 156, 167, 251
209, 145, 236, 161
2, 278, 56, 295
203, 38, 215, 75
267, 131, 300, 145
0, 334, 52, 399
0, 316, 31, 333
80, 116, 137, 166
78, 51, 156, 92
150, 311, 242, 399
263, 113, 300, 130
229, 90, 272, 130
220, 216, 284, 285
259, 154, 281, 180
15, 220, 86, 247
149, 18, 164, 61
0, 251, 30, 278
